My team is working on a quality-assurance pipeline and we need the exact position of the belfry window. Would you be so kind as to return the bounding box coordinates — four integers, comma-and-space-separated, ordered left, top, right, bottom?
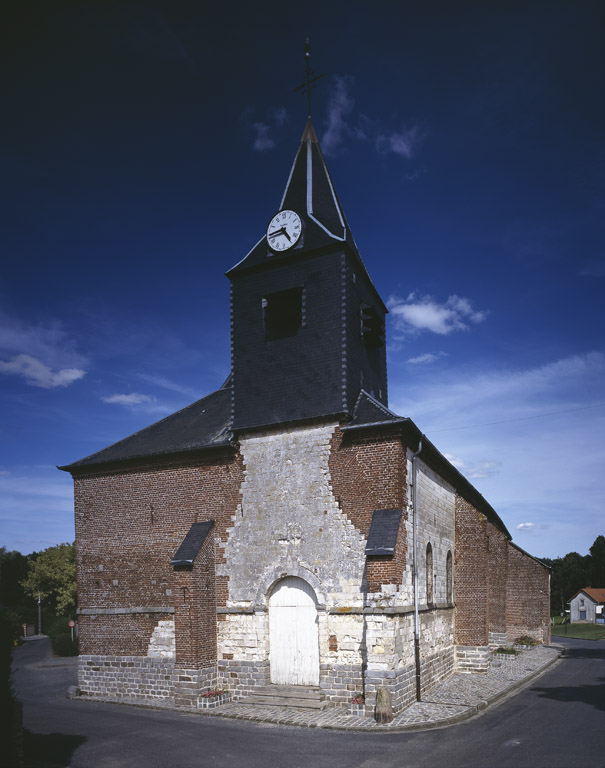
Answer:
426, 542, 433, 606
263, 287, 304, 339
360, 303, 385, 348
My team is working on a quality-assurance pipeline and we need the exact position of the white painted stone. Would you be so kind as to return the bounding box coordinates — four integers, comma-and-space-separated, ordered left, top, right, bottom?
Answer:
147, 619, 175, 660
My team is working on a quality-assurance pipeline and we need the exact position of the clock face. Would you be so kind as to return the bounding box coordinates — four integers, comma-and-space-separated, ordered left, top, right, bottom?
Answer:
266, 210, 302, 252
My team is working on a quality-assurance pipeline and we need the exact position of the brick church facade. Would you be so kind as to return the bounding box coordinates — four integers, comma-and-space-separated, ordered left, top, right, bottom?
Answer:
61, 117, 550, 714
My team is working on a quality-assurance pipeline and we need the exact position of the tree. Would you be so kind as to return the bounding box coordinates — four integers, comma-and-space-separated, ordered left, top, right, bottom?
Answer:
0, 547, 30, 610
589, 535, 605, 587
20, 543, 77, 617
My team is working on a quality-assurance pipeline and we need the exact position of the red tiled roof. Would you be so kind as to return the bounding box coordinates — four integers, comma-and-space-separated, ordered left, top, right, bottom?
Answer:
570, 587, 605, 604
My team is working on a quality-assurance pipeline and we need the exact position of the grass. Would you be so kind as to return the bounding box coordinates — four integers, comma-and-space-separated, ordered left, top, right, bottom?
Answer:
550, 616, 605, 641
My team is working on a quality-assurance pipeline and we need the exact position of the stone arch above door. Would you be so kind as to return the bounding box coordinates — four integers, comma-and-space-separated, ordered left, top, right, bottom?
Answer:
254, 564, 326, 608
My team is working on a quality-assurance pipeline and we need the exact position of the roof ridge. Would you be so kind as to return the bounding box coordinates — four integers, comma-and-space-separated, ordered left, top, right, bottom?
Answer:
356, 389, 400, 418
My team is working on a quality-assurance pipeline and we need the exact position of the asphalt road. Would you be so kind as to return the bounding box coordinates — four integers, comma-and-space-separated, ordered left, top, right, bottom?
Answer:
11, 636, 605, 768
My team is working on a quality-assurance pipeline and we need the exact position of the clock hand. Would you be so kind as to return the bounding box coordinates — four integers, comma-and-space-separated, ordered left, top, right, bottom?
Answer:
268, 227, 291, 241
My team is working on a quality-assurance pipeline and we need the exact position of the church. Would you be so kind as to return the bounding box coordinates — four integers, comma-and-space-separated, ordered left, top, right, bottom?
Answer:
60, 113, 550, 715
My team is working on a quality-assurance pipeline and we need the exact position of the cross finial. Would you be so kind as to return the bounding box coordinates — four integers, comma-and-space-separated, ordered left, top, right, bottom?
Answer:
293, 38, 325, 118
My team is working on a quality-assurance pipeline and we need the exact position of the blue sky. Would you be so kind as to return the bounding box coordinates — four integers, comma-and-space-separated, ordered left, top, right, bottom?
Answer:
1, 1, 603, 559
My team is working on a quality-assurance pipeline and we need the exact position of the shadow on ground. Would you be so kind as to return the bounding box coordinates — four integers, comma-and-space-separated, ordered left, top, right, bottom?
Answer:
559, 645, 605, 660
530, 678, 605, 712
24, 730, 87, 768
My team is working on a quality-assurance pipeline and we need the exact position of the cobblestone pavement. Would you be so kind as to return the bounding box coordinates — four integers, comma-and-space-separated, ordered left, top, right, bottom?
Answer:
76, 644, 562, 732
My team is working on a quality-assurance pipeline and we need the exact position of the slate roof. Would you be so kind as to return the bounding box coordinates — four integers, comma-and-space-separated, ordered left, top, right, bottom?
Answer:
226, 118, 385, 312
569, 587, 605, 604
59, 385, 232, 472
171, 521, 214, 567
350, 390, 402, 427
342, 410, 513, 541
365, 509, 402, 556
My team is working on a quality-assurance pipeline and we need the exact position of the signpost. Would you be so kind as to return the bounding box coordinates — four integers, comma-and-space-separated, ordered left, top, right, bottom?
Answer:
68, 619, 76, 642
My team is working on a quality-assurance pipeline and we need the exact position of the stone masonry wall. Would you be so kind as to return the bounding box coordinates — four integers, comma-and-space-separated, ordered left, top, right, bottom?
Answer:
506, 543, 550, 644
220, 423, 367, 609
218, 423, 370, 696
407, 456, 456, 608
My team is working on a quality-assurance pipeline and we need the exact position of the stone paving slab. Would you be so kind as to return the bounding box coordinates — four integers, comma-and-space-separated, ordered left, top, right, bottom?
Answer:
72, 645, 562, 732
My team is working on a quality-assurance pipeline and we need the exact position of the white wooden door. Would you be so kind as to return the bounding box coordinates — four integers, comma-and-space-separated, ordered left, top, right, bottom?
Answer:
269, 577, 320, 686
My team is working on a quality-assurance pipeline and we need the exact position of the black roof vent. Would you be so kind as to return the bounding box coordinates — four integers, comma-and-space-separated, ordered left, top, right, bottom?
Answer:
365, 509, 402, 557
171, 521, 214, 567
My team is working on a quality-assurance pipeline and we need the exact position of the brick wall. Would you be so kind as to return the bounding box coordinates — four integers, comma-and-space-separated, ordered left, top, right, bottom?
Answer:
73, 451, 243, 657
172, 531, 216, 668
329, 427, 407, 591
487, 522, 508, 636
506, 543, 550, 644
454, 495, 488, 646
77, 612, 173, 656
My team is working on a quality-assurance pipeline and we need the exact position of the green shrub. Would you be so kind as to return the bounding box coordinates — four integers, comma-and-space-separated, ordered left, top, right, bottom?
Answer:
51, 633, 79, 657
493, 646, 519, 655
0, 607, 22, 767
514, 635, 538, 646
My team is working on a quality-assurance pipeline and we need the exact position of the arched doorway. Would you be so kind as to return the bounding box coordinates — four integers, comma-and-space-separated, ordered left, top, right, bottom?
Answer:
268, 576, 320, 686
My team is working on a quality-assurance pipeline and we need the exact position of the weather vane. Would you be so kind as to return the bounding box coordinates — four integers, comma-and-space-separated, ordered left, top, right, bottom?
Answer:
293, 38, 325, 118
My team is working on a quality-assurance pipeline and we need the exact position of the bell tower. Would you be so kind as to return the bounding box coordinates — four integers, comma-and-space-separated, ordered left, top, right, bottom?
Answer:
227, 116, 388, 433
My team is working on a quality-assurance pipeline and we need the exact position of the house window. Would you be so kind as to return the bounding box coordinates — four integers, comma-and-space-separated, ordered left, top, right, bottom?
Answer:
426, 543, 433, 606
446, 550, 453, 604
263, 287, 304, 339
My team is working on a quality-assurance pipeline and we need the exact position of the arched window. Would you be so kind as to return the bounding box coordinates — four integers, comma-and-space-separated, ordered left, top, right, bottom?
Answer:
446, 550, 453, 604
426, 543, 433, 605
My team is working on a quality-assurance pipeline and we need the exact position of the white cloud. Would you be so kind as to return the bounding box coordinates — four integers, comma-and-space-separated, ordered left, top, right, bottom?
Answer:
376, 125, 422, 159
444, 452, 501, 479
320, 76, 423, 164
0, 466, 75, 553
252, 122, 275, 152
0, 311, 87, 368
388, 292, 487, 336
0, 353, 86, 389
101, 393, 155, 406
0, 312, 87, 389
268, 106, 287, 126
249, 106, 288, 152
516, 522, 548, 531
407, 352, 447, 364
322, 75, 355, 155
389, 351, 605, 558
138, 373, 197, 397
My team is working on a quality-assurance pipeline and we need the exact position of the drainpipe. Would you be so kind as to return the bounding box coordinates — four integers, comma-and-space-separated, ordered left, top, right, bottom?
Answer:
411, 437, 423, 701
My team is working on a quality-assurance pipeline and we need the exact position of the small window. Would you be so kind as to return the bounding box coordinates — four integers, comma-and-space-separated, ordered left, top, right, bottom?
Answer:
426, 542, 433, 606
263, 287, 304, 339
360, 303, 385, 347
446, 550, 453, 604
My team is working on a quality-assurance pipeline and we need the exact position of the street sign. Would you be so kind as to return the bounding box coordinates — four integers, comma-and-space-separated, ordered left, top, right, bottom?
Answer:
68, 620, 76, 628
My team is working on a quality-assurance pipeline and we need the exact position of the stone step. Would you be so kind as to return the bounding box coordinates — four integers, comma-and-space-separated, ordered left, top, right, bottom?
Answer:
243, 685, 329, 710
